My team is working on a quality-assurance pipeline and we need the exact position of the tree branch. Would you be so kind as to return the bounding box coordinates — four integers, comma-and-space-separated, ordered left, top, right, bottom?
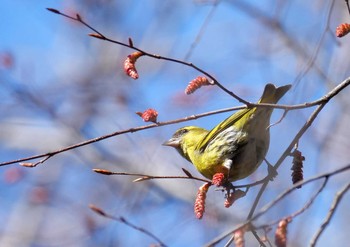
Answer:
309, 182, 350, 247
46, 8, 249, 104
205, 163, 350, 246
89, 204, 167, 247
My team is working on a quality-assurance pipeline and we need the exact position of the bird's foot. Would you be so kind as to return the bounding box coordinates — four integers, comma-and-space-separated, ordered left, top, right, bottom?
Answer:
267, 163, 278, 181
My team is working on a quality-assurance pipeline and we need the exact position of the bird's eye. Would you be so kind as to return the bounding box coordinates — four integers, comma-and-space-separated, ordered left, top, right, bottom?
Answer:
173, 128, 189, 138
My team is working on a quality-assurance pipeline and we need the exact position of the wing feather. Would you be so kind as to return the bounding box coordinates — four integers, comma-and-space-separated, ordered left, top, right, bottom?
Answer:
196, 108, 253, 152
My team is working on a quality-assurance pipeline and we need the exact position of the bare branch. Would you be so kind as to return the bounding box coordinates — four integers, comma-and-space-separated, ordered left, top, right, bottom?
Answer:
46, 8, 60, 14
267, 109, 289, 130
256, 177, 328, 230
89, 204, 167, 247
346, 0, 350, 15
309, 182, 350, 247
247, 77, 350, 220
184, 0, 220, 61
205, 163, 350, 246
45, 8, 249, 104
3, 75, 350, 168
92, 169, 210, 183
0, 106, 245, 167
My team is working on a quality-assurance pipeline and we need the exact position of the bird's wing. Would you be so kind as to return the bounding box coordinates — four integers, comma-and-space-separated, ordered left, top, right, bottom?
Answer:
196, 108, 254, 152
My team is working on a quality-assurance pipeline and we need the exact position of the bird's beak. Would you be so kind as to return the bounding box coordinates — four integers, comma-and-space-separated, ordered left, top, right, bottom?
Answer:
162, 138, 180, 148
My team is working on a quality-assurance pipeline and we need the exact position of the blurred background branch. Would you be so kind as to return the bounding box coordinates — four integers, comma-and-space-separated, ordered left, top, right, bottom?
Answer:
1, 0, 350, 246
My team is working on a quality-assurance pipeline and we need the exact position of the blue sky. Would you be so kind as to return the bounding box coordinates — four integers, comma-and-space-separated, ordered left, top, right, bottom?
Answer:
0, 0, 350, 246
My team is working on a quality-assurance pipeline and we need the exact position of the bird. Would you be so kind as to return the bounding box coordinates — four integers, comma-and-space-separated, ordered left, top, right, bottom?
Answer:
163, 83, 291, 182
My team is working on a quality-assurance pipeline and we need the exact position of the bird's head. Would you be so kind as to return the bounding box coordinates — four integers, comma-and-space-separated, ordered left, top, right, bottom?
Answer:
163, 126, 208, 162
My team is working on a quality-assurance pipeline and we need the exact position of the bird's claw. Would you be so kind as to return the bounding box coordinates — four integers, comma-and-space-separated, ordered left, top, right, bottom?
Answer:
267, 163, 278, 181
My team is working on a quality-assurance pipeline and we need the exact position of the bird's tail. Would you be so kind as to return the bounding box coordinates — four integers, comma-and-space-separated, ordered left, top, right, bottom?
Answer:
259, 83, 291, 104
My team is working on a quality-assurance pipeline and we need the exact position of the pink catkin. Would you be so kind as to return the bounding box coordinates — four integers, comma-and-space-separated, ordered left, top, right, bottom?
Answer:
136, 109, 158, 123
185, 76, 211, 94
194, 183, 211, 219
233, 229, 245, 247
275, 218, 291, 247
124, 51, 144, 79
336, 23, 350, 38
212, 172, 225, 186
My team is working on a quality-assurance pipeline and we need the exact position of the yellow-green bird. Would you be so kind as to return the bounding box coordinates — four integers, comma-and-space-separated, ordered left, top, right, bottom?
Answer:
163, 83, 291, 182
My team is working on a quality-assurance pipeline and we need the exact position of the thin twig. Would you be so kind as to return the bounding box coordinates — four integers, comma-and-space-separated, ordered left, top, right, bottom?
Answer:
289, 178, 327, 218
346, 0, 350, 15
234, 176, 269, 189
89, 204, 167, 247
3, 74, 349, 168
293, 0, 335, 86
0, 105, 245, 167
256, 177, 328, 230
46, 8, 249, 104
267, 109, 289, 130
231, 0, 333, 85
223, 235, 235, 247
1, 92, 328, 168
309, 182, 350, 247
250, 230, 266, 247
247, 104, 325, 221
184, 0, 220, 61
205, 163, 350, 246
6, 10, 347, 169
247, 77, 350, 221
240, 99, 331, 246
20, 155, 52, 167
93, 169, 211, 183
